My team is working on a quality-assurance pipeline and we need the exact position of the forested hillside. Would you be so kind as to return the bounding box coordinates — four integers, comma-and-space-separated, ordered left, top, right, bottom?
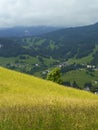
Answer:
1, 23, 98, 91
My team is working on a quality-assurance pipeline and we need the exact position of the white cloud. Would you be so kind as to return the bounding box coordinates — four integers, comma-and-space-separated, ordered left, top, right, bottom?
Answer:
0, 0, 98, 27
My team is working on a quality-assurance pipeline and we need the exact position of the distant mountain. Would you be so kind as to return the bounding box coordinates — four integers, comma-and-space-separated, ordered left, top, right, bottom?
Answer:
1, 23, 98, 61
37, 22, 98, 61
40, 22, 98, 45
0, 26, 60, 37
1, 23, 98, 62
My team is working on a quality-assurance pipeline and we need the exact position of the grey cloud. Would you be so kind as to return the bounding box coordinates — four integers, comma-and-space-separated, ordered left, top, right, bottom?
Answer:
0, 0, 98, 27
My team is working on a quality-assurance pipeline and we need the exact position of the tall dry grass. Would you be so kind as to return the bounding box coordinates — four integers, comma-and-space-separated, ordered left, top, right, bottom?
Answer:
0, 67, 98, 129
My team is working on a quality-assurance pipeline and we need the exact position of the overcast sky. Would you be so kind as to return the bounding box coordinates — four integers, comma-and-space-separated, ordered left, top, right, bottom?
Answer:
0, 0, 98, 28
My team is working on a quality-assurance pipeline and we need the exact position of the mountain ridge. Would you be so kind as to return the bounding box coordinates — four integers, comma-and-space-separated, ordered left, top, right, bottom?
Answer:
0, 26, 60, 37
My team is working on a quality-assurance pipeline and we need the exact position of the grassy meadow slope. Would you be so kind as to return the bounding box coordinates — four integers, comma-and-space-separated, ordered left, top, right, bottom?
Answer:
0, 67, 98, 130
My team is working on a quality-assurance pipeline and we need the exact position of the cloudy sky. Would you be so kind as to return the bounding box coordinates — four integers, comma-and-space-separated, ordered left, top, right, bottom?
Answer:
0, 0, 98, 28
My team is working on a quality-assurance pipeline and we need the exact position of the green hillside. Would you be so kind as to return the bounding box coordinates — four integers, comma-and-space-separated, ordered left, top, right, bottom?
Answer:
0, 67, 98, 130
62, 69, 98, 89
